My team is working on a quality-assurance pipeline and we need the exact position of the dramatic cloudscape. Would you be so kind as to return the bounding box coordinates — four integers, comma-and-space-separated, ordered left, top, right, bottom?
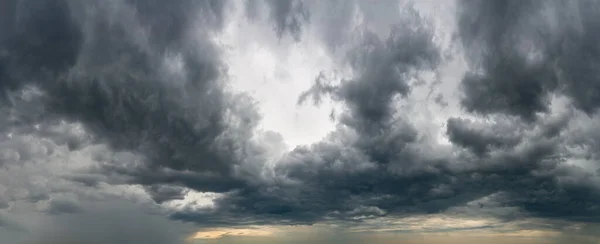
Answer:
1, 0, 600, 243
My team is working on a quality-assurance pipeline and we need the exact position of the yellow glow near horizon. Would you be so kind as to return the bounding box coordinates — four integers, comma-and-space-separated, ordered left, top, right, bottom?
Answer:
185, 214, 600, 243
189, 227, 277, 240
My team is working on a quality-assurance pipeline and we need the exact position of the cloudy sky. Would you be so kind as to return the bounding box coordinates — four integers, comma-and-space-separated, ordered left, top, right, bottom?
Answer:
1, 0, 600, 243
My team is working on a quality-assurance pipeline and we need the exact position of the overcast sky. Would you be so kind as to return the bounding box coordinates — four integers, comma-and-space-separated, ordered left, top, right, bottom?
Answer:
1, 0, 600, 243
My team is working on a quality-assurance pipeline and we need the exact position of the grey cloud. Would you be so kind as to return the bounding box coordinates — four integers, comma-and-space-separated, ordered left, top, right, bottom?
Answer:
305, 0, 356, 52
8, 0, 82, 77
446, 117, 523, 156
441, 108, 600, 223
45, 198, 82, 215
128, 0, 228, 47
0, 198, 8, 209
433, 93, 448, 107
305, 0, 415, 54
553, 1, 600, 115
25, 192, 50, 204
457, 0, 600, 119
276, 0, 600, 226
451, 0, 600, 221
0, 1, 291, 238
502, 162, 600, 222
0, 0, 268, 196
246, 0, 309, 40
253, 0, 414, 51
2, 0, 600, 240
446, 192, 526, 221
266, 0, 309, 40
456, 0, 556, 120
145, 185, 190, 204
175, 1, 600, 228
176, 7, 448, 226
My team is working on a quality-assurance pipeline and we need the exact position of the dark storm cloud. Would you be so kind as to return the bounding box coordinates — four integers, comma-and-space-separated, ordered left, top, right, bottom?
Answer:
145, 185, 190, 204
171, 7, 450, 226
299, 7, 440, 127
456, 0, 558, 120
182, 0, 600, 227
457, 0, 600, 119
168, 1, 600, 228
0, 0, 81, 94
446, 117, 523, 156
2, 0, 600, 239
451, 0, 600, 221
0, 0, 270, 197
443, 112, 600, 222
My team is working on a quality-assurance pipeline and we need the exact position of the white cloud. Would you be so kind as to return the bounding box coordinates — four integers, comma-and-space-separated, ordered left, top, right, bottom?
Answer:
215, 0, 338, 149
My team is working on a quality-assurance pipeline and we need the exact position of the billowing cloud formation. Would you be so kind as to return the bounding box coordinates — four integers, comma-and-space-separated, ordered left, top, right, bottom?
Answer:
458, 0, 600, 118
452, 0, 600, 220
1, 0, 600, 243
1, 0, 267, 195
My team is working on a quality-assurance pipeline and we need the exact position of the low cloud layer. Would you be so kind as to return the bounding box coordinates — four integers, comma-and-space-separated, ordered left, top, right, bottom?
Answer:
1, 0, 600, 243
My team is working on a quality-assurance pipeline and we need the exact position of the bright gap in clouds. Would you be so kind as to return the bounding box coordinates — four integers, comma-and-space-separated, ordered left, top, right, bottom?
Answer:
214, 1, 338, 149
214, 0, 462, 150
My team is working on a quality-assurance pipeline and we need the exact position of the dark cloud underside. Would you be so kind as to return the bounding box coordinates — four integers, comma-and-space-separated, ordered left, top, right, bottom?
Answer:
1, 0, 600, 242
0, 0, 267, 196
452, 0, 600, 220
457, 0, 600, 118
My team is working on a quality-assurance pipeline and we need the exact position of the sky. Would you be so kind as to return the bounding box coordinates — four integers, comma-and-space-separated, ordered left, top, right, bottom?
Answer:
1, 0, 600, 243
